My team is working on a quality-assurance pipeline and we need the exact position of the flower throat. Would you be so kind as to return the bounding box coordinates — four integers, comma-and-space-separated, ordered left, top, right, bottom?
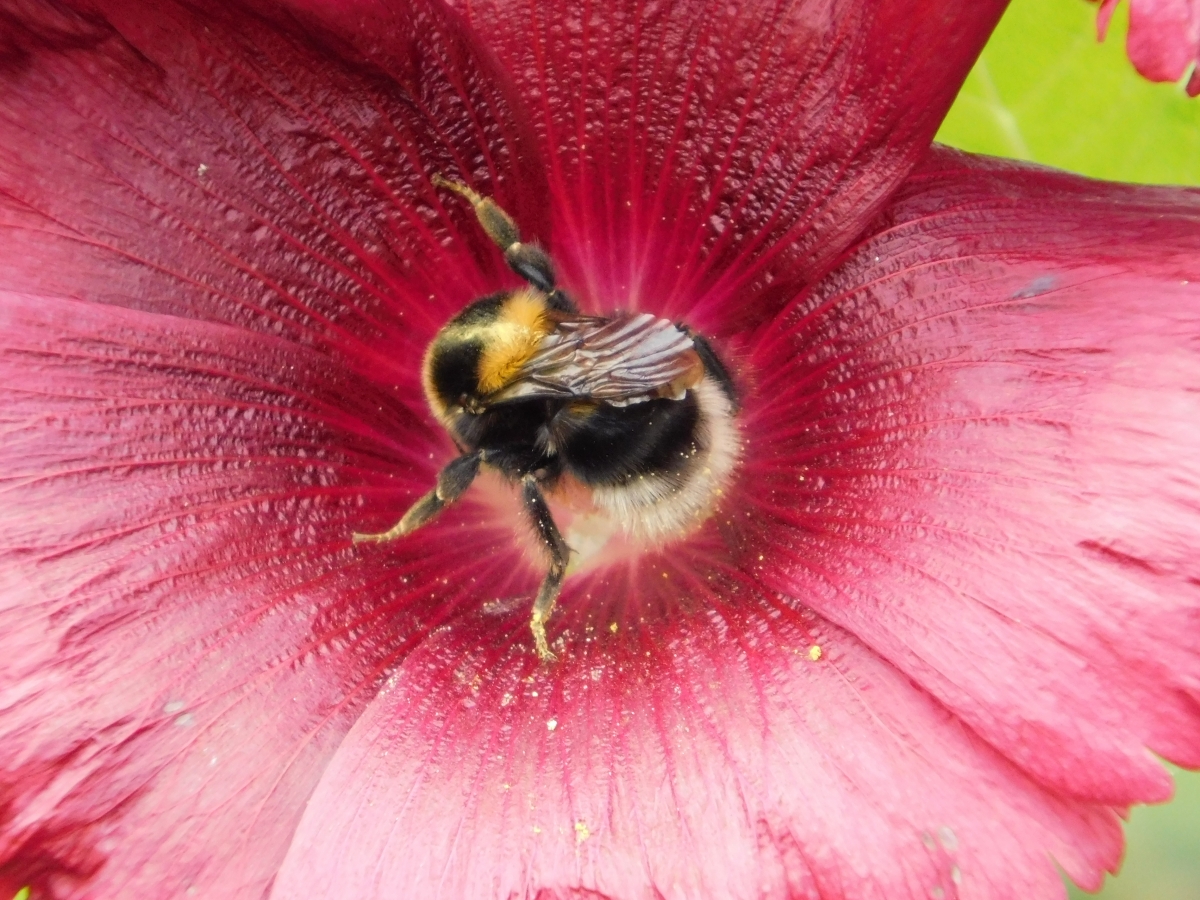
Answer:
354, 176, 741, 661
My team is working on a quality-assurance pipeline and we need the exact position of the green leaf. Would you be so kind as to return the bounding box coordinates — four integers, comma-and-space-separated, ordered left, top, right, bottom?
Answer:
937, 0, 1200, 186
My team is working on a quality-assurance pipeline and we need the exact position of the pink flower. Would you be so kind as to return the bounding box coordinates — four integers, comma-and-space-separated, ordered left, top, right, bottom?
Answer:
2, 0, 1199, 898
1095, 0, 1200, 94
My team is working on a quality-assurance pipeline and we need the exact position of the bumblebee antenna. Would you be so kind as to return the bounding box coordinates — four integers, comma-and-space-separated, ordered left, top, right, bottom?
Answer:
432, 174, 559, 295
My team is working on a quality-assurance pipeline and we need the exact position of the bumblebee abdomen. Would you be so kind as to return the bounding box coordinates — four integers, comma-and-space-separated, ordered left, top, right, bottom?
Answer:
558, 396, 701, 485
582, 376, 741, 542
457, 400, 561, 475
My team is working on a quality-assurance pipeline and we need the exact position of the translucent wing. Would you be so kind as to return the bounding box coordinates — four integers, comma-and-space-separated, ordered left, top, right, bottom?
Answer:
485, 312, 704, 406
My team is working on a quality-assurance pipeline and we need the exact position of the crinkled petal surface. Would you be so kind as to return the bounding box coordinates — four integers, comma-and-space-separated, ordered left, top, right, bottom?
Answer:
271, 148, 1200, 900
0, 0, 538, 894
286, 0, 1007, 324
0, 0, 1009, 895
5, 0, 1199, 898
1097, 0, 1200, 93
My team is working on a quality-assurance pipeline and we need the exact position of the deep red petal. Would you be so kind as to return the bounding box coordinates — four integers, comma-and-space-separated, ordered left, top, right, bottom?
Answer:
748, 146, 1200, 804
1, 0, 544, 353
276, 0, 1008, 329
0, 0, 537, 894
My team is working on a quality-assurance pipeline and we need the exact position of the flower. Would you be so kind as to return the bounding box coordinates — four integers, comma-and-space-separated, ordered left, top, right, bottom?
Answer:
1094, 0, 1200, 94
2, 0, 1199, 898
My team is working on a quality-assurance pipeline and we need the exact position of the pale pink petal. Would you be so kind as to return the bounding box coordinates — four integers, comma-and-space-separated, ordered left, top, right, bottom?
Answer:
1130, 0, 1200, 85
1097, 0, 1121, 39
1093, 0, 1200, 92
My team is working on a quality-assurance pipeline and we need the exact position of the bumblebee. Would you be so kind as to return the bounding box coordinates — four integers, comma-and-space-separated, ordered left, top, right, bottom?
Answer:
355, 176, 740, 660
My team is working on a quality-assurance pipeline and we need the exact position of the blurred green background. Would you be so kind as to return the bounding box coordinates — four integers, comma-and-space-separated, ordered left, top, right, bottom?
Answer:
938, 0, 1200, 185
937, 0, 1200, 898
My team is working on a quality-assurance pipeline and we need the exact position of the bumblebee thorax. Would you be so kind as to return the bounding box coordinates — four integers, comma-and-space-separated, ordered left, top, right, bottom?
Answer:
422, 288, 554, 417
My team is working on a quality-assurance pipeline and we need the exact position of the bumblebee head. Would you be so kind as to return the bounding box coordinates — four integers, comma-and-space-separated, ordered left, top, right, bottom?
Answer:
422, 288, 554, 421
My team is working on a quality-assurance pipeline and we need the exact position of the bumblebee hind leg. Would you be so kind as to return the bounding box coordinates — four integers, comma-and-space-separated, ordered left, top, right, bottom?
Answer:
353, 452, 480, 544
521, 474, 571, 662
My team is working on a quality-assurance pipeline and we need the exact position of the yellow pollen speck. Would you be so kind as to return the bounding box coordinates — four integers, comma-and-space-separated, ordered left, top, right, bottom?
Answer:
609, 622, 619, 633
532, 825, 542, 834
575, 821, 591, 843
808, 645, 823, 662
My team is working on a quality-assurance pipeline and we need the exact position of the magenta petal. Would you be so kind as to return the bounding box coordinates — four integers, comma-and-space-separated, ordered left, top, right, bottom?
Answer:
468, 0, 1010, 315
0, 0, 539, 893
6, 0, 1200, 895
271, 149, 1200, 900
1, 0, 544, 353
0, 296, 371, 894
748, 146, 1200, 803
0, 291, 534, 896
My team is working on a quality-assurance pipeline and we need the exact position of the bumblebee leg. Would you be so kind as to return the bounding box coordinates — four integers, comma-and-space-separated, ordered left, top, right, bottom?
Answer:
352, 452, 481, 544
521, 474, 571, 661
432, 174, 564, 298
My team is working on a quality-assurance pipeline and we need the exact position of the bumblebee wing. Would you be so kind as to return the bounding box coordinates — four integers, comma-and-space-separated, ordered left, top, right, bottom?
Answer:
486, 313, 703, 405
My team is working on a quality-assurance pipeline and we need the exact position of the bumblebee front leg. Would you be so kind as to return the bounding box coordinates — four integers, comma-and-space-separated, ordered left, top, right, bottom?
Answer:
432, 175, 572, 309
521, 474, 571, 662
353, 452, 481, 544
